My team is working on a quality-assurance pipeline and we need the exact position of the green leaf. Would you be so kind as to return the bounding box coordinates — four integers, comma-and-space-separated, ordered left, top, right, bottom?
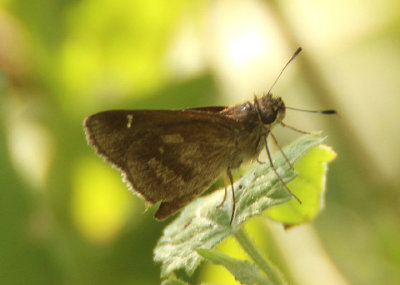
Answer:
197, 249, 272, 285
154, 133, 334, 277
265, 144, 336, 226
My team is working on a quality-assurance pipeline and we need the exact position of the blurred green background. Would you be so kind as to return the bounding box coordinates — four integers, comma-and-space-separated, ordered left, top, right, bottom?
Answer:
1, 0, 399, 284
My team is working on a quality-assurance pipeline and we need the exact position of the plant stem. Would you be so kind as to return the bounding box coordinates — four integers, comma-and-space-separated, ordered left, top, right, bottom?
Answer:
234, 228, 286, 285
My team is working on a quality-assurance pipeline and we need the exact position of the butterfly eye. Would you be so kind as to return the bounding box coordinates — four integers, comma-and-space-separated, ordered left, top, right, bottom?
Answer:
255, 96, 281, 125
260, 108, 277, 125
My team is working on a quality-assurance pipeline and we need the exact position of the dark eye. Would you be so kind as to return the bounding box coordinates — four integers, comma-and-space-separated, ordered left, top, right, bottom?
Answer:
261, 110, 277, 124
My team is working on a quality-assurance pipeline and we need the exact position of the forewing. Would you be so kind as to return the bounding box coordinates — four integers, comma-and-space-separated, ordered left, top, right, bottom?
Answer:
84, 110, 238, 218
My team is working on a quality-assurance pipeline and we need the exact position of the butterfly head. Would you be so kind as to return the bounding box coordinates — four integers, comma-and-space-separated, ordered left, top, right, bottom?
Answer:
254, 93, 286, 127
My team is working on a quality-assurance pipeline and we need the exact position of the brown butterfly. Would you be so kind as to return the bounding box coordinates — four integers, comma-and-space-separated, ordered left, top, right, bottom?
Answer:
83, 48, 336, 223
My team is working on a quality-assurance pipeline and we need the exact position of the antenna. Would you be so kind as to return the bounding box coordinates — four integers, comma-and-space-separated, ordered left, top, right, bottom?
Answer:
267, 47, 302, 95
282, 107, 338, 134
286, 106, 337, 115
267, 47, 338, 116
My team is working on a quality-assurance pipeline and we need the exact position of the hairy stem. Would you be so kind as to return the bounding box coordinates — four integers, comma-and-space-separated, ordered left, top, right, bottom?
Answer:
234, 228, 286, 285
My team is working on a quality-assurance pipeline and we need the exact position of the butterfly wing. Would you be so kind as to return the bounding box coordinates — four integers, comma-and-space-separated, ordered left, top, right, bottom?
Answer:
84, 109, 240, 219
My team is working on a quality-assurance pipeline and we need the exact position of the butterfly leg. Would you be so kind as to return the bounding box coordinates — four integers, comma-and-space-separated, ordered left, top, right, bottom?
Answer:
227, 168, 235, 224
268, 131, 293, 170
256, 158, 265, 164
255, 135, 266, 164
280, 122, 311, 134
216, 184, 228, 209
264, 135, 301, 204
